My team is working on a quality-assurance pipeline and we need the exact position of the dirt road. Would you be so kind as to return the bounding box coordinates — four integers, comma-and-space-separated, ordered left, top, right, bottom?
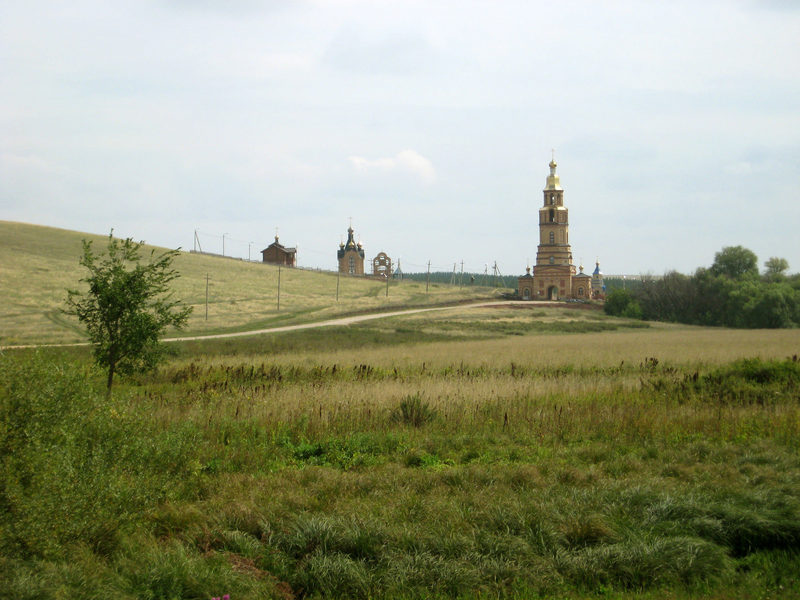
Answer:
3, 300, 560, 350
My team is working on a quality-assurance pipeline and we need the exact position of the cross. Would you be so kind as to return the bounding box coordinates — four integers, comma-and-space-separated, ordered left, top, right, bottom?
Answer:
551, 148, 555, 162
349, 216, 353, 229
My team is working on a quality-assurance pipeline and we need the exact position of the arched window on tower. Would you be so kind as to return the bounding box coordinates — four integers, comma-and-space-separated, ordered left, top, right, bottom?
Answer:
349, 256, 355, 274
549, 209, 555, 222
549, 231, 555, 244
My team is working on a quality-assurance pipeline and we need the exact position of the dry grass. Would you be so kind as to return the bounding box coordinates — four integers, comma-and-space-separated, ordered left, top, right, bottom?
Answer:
178, 320, 799, 372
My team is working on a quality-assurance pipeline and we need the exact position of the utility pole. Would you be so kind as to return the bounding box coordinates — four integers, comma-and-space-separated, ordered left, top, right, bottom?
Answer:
450, 263, 456, 286
248, 241, 253, 262
385, 273, 389, 297
460, 260, 464, 288
205, 273, 209, 321
493, 261, 498, 287
277, 265, 281, 311
426, 260, 431, 293
222, 233, 228, 257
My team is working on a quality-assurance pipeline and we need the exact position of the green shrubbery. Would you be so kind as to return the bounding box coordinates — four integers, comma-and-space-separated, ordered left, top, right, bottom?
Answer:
605, 246, 800, 328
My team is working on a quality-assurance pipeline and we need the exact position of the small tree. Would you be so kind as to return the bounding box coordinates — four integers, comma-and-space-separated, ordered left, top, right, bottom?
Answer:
65, 232, 192, 394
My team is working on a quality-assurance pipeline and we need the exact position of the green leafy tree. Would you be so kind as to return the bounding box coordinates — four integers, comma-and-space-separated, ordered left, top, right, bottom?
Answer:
709, 246, 759, 279
65, 233, 192, 394
764, 257, 789, 280
604, 289, 641, 318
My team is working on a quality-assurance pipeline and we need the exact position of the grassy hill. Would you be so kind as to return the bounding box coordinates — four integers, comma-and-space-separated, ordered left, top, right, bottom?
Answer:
0, 221, 506, 345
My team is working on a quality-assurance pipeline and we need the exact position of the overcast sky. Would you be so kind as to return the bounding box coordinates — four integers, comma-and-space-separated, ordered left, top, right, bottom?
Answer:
2, 0, 798, 276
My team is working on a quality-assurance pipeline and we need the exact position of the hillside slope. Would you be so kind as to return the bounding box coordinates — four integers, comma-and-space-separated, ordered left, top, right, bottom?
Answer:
0, 221, 504, 345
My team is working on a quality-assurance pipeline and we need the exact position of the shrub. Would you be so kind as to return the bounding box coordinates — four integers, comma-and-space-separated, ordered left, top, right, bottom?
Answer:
0, 352, 203, 560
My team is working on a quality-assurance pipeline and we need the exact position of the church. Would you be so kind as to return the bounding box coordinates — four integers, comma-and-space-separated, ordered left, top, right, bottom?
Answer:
518, 158, 604, 300
337, 223, 366, 275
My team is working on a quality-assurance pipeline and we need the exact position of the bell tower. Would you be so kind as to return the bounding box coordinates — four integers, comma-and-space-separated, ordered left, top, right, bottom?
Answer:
532, 156, 575, 299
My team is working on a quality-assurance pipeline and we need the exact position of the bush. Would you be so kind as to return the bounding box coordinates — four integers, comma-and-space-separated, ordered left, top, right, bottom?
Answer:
0, 352, 202, 560
604, 289, 641, 319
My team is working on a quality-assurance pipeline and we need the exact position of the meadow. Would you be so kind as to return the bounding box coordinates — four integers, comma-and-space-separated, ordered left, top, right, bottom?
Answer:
0, 221, 501, 346
2, 301, 800, 599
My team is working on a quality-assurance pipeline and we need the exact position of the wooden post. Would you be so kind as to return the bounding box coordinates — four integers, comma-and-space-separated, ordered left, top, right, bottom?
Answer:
205, 273, 209, 321
426, 260, 430, 293
277, 265, 281, 311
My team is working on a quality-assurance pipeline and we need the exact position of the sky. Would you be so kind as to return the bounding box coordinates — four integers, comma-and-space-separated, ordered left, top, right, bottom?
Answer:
2, 0, 799, 276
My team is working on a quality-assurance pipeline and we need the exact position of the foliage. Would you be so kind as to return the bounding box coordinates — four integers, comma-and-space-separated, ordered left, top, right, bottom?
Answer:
764, 256, 789, 279
603, 289, 643, 319
65, 232, 192, 391
710, 245, 759, 279
627, 248, 800, 328
0, 353, 202, 561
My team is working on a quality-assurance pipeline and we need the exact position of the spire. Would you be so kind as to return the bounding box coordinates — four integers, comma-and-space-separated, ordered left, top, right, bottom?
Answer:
345, 222, 356, 248
545, 152, 562, 190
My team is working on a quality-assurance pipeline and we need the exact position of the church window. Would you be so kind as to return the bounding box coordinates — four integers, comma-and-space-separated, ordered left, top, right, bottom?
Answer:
578, 287, 584, 296
549, 231, 555, 244
549, 256, 554, 265
349, 256, 355, 274
549, 209, 555, 222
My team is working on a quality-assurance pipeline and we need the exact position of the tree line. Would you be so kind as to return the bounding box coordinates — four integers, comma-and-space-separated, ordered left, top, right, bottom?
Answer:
604, 246, 800, 328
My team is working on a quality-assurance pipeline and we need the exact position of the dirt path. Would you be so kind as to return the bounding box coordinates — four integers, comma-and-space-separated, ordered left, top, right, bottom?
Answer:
3, 300, 562, 350
164, 300, 550, 341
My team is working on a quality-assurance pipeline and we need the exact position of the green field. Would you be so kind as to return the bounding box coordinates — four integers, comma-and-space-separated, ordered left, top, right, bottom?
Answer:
2, 222, 800, 598
3, 301, 800, 598
0, 221, 503, 346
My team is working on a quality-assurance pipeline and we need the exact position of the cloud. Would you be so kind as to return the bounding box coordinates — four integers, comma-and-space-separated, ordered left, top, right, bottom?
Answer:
348, 150, 436, 184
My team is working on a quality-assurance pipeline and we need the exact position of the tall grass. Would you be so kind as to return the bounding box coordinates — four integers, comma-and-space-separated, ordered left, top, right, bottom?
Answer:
3, 324, 800, 597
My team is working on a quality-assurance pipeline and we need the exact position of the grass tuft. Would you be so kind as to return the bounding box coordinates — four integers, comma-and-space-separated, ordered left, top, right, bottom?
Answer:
391, 393, 437, 428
